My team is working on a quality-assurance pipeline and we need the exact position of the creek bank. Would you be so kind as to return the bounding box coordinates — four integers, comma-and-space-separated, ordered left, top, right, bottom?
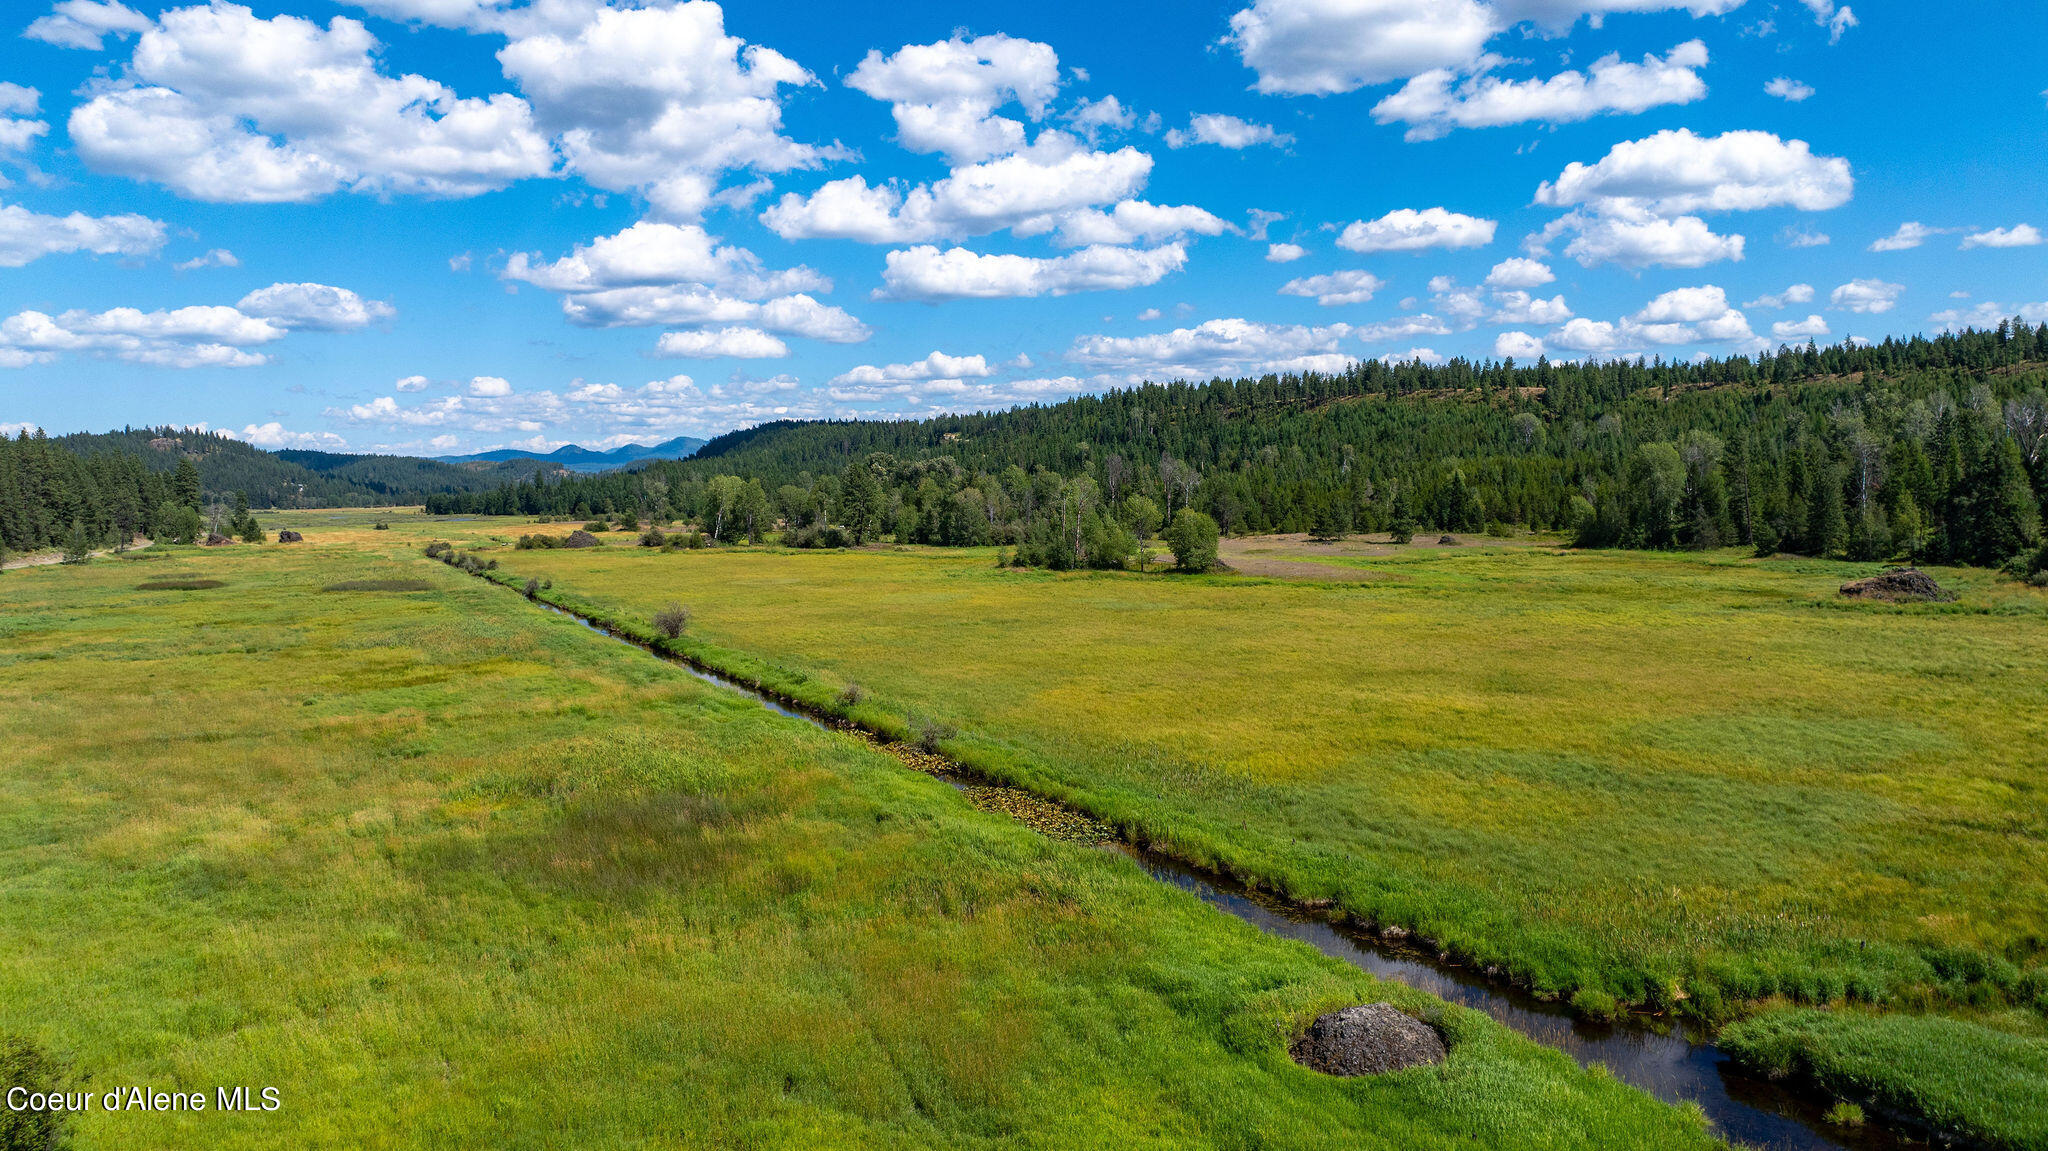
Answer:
462, 561, 1959, 1151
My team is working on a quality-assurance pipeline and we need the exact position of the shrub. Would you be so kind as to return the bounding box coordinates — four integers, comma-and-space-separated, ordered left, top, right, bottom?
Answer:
1823, 1101, 1865, 1127
913, 714, 957, 753
0, 1034, 67, 1150
652, 603, 691, 639
541, 579, 551, 590
523, 578, 540, 600
640, 528, 667, 548
686, 531, 708, 549
1162, 508, 1221, 573
787, 524, 851, 549
373, 522, 390, 531
583, 521, 609, 533
837, 682, 865, 707
424, 541, 451, 558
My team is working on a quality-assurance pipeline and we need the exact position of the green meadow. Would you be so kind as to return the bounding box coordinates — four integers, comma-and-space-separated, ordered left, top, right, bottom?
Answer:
0, 535, 1719, 1149
469, 525, 2048, 1026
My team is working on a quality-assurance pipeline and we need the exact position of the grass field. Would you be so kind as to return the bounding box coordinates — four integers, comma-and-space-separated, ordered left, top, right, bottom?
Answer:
0, 534, 1720, 1149
464, 526, 2048, 1027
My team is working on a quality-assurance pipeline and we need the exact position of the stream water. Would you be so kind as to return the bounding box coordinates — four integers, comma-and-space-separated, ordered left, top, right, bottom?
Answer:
535, 601, 1924, 1151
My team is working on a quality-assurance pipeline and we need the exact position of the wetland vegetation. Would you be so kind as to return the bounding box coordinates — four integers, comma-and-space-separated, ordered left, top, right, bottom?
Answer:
0, 533, 1727, 1149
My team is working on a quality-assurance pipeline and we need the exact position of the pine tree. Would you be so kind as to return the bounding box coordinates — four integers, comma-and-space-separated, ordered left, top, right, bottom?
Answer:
1808, 465, 1848, 558
173, 456, 203, 509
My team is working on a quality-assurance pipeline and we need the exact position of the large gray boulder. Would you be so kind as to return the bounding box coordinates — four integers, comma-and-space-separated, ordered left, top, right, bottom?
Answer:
1291, 1003, 1447, 1076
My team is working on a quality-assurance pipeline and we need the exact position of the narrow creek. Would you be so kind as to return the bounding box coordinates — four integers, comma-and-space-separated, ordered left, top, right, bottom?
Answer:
533, 600, 1923, 1151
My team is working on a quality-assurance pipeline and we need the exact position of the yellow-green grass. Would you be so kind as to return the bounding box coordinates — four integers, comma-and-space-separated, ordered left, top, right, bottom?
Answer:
0, 538, 1718, 1149
1721, 1009, 2048, 1149
468, 525, 2048, 1025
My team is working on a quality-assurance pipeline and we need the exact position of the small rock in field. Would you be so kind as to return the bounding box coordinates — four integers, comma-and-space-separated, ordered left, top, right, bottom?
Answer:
1291, 1004, 1448, 1076
1839, 568, 1952, 603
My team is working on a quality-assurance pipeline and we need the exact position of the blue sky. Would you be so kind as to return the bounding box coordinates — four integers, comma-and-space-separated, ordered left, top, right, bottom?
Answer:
1, 0, 2044, 454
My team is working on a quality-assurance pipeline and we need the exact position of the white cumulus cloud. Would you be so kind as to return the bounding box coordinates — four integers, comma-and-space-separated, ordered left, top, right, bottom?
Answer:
1070, 317, 1357, 380
1831, 279, 1904, 314
1772, 315, 1829, 339
1764, 77, 1815, 102
1266, 242, 1307, 263
1535, 129, 1854, 217
1484, 257, 1554, 288
762, 138, 1156, 244
502, 221, 827, 297
1495, 330, 1545, 358
0, 201, 166, 268
71, 3, 555, 203
1373, 41, 1708, 142
1279, 269, 1387, 306
1164, 114, 1293, 149
877, 243, 1187, 301
173, 247, 238, 271
1744, 283, 1815, 308
1339, 207, 1496, 253
237, 282, 395, 330
1870, 222, 1945, 252
24, 0, 151, 51
830, 351, 994, 387
1533, 208, 1744, 269
653, 327, 789, 359
844, 34, 1061, 165
1960, 224, 2042, 250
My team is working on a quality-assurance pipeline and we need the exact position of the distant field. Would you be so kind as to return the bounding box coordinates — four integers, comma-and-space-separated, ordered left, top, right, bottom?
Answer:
469, 523, 2048, 1023
0, 534, 1716, 1149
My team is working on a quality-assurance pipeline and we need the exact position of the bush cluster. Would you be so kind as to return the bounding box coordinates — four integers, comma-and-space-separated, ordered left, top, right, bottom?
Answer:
786, 524, 852, 549
652, 603, 691, 639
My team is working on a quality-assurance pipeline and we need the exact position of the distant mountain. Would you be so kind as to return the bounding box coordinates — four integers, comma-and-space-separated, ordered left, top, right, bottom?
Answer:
436, 435, 706, 474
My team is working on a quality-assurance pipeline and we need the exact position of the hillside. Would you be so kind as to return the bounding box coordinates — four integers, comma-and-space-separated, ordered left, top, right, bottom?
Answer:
54, 427, 556, 508
424, 325, 2048, 573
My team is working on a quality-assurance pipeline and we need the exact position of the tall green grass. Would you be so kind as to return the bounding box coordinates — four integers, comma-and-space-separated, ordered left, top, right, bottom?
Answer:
467, 530, 2048, 1027
0, 538, 1720, 1149
1721, 1010, 2048, 1149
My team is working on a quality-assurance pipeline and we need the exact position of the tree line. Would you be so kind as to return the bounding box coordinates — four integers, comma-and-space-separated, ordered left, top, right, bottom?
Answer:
425, 324, 2048, 573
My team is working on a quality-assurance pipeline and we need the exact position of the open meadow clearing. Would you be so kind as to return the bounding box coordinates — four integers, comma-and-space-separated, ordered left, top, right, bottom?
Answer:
461, 524, 2048, 1025
0, 534, 1725, 1150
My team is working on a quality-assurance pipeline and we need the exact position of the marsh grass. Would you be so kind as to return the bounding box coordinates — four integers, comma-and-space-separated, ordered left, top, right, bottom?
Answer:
469, 530, 2048, 1029
0, 535, 1719, 1150
321, 579, 435, 592
136, 578, 225, 590
1723, 1010, 2048, 1148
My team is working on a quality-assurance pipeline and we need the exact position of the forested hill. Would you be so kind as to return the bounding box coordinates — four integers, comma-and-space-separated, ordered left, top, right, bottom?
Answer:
55, 428, 553, 508
0, 427, 561, 556
427, 324, 2048, 574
